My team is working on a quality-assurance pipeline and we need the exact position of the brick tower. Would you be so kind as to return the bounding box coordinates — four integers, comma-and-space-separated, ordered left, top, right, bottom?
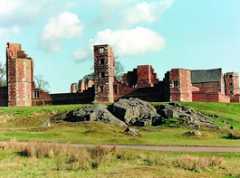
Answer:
94, 44, 115, 103
6, 43, 33, 106
169, 69, 192, 102
224, 72, 240, 96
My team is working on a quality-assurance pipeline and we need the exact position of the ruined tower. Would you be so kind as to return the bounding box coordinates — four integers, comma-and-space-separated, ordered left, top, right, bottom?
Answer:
94, 44, 115, 103
6, 43, 33, 106
169, 69, 192, 102
224, 72, 240, 96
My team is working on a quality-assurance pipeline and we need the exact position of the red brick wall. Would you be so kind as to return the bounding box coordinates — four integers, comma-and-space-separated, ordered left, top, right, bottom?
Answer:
32, 89, 52, 106
192, 82, 222, 94
7, 43, 33, 106
230, 95, 240, 103
169, 69, 192, 102
137, 65, 158, 88
224, 73, 240, 96
192, 92, 230, 103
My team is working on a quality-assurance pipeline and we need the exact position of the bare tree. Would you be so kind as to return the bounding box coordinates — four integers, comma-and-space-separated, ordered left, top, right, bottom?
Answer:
0, 62, 6, 87
34, 75, 50, 91
115, 61, 125, 80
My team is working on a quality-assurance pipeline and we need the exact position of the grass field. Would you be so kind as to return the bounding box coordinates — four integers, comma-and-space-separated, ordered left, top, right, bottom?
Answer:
0, 145, 239, 178
0, 102, 240, 177
0, 102, 239, 146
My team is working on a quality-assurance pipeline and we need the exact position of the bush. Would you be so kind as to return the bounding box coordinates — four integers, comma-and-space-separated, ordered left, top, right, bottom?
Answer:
174, 156, 224, 172
88, 145, 116, 169
226, 130, 240, 139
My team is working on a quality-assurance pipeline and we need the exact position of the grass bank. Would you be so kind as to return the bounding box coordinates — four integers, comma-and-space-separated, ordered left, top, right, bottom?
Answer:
0, 102, 239, 146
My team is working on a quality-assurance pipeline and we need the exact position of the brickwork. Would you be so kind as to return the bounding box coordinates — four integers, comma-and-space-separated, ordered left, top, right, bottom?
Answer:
32, 89, 52, 105
70, 44, 240, 104
7, 43, 33, 106
94, 45, 115, 103
137, 65, 158, 88
224, 72, 240, 96
169, 69, 192, 102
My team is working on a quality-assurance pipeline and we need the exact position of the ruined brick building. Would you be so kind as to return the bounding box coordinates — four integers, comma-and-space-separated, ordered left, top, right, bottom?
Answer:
71, 44, 240, 104
0, 42, 239, 107
0, 43, 51, 106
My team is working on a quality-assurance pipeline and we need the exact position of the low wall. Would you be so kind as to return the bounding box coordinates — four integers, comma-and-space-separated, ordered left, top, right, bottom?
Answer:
192, 92, 230, 103
50, 87, 95, 105
230, 95, 240, 103
0, 87, 8, 106
118, 83, 169, 102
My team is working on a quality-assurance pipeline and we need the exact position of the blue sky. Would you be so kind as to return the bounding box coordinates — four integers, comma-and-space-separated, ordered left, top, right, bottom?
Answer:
0, 0, 239, 93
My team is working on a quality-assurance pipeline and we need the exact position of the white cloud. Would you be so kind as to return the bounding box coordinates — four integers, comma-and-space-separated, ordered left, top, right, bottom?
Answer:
0, 0, 21, 16
124, 0, 175, 25
92, 27, 165, 56
0, 26, 20, 40
0, 0, 47, 26
101, 0, 134, 9
73, 48, 90, 61
42, 12, 83, 52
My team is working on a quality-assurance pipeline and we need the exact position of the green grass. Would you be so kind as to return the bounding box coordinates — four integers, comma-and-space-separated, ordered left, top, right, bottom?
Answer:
0, 123, 239, 146
0, 102, 240, 146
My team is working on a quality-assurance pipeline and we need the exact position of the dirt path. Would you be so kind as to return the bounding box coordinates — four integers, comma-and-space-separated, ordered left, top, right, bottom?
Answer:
1, 141, 240, 153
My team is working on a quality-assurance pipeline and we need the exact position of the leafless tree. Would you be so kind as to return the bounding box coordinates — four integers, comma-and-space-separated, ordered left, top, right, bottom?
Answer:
34, 75, 50, 91
0, 62, 6, 87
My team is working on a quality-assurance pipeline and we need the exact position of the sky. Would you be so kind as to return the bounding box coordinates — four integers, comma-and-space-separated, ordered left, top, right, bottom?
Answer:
0, 0, 240, 93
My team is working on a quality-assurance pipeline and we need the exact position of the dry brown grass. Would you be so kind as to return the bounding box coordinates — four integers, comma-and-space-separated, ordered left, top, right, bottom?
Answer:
0, 141, 116, 171
174, 155, 224, 172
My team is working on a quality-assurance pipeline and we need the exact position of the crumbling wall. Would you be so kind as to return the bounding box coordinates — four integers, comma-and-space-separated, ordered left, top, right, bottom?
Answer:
94, 45, 115, 103
0, 87, 8, 106
168, 69, 192, 102
224, 72, 240, 96
7, 43, 33, 106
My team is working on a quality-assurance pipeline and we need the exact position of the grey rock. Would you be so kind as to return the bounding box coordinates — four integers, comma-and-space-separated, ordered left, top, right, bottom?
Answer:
111, 98, 160, 126
124, 127, 140, 137
184, 130, 202, 137
156, 103, 217, 129
63, 105, 127, 128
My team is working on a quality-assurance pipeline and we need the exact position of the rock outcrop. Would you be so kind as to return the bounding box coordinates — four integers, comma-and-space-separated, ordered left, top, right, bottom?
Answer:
110, 98, 161, 126
155, 102, 217, 129
52, 98, 217, 129
60, 105, 127, 128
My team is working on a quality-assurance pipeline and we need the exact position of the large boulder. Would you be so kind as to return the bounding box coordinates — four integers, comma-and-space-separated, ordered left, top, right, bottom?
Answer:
62, 105, 127, 128
110, 98, 161, 126
155, 103, 218, 129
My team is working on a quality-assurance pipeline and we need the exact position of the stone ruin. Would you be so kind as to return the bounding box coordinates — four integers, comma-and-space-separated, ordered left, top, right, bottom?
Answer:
0, 42, 239, 107
71, 44, 240, 104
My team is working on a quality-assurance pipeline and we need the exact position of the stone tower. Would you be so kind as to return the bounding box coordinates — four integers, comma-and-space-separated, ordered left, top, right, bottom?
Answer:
6, 43, 33, 106
94, 44, 115, 103
224, 72, 240, 96
169, 69, 192, 102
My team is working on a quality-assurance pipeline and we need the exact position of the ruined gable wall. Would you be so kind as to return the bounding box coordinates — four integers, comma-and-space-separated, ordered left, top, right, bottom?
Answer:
137, 65, 158, 88
7, 43, 33, 106
169, 69, 192, 102
224, 73, 240, 96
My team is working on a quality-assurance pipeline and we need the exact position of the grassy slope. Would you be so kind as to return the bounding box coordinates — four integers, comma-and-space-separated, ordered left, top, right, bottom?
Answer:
0, 102, 240, 146
182, 102, 240, 129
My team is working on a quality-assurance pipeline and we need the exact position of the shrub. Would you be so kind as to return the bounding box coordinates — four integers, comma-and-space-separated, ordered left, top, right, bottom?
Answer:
174, 156, 224, 172
226, 130, 240, 139
88, 145, 115, 169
